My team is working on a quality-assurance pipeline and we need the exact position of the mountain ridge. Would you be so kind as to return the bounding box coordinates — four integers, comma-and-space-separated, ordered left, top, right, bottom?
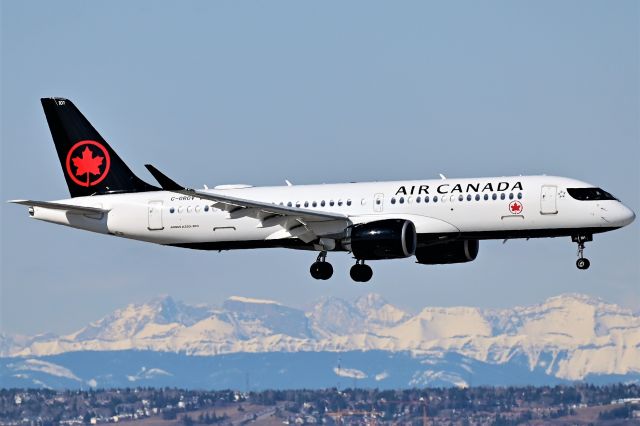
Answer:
2, 293, 639, 384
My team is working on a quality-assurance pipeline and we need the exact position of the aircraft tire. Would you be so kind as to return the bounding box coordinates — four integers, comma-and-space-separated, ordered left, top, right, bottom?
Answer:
319, 262, 333, 280
576, 258, 590, 270
350, 264, 373, 283
311, 261, 333, 280
310, 262, 324, 279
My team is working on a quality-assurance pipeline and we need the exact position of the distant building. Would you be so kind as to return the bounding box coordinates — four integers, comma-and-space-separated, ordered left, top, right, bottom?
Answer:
612, 398, 640, 405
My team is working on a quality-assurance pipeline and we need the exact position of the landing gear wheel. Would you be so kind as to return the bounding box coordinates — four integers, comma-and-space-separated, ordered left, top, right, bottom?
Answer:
310, 262, 333, 280
310, 251, 333, 280
572, 235, 593, 271
576, 258, 590, 270
350, 261, 373, 283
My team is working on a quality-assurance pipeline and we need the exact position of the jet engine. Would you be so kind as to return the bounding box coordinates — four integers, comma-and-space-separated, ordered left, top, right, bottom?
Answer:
415, 239, 479, 264
343, 219, 417, 260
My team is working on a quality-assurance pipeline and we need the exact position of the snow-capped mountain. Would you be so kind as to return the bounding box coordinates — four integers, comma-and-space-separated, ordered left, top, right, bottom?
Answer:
2, 293, 639, 385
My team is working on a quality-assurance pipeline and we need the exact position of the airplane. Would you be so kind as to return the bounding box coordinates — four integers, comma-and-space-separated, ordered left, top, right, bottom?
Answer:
9, 98, 636, 282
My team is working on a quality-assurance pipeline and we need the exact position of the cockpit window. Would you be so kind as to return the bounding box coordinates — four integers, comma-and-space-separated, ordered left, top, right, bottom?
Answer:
567, 187, 617, 201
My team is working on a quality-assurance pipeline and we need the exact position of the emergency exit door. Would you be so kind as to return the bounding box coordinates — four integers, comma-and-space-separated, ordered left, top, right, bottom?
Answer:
540, 185, 558, 215
148, 201, 164, 230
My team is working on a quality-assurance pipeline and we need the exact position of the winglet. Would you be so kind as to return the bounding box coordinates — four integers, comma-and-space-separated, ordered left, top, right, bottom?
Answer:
144, 164, 186, 191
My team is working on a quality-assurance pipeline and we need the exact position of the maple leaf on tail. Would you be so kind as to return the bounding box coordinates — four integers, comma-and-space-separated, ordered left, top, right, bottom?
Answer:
72, 146, 104, 185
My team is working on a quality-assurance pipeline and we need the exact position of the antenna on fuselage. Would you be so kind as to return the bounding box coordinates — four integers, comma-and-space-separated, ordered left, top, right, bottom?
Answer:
439, 174, 447, 180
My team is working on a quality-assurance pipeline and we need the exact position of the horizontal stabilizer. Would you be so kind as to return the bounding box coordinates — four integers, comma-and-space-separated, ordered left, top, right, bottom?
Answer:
9, 200, 109, 215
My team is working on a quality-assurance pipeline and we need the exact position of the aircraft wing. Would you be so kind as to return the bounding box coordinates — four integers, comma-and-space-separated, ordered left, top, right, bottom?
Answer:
145, 165, 350, 243
9, 200, 110, 215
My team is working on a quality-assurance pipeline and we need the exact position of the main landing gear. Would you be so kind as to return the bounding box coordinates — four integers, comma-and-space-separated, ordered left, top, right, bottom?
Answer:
350, 260, 373, 283
310, 251, 333, 280
572, 234, 592, 270
309, 252, 373, 282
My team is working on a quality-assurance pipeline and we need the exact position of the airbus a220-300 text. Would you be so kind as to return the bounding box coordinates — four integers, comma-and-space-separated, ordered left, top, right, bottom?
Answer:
10, 98, 636, 282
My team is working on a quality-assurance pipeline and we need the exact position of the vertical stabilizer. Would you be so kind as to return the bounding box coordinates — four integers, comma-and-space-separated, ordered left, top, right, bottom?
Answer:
41, 97, 157, 197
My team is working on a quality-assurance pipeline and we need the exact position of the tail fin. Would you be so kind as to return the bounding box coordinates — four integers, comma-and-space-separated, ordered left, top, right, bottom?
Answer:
41, 97, 157, 197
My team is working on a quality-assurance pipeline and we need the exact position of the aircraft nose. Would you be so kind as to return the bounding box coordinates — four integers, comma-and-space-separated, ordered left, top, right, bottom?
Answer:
611, 204, 636, 227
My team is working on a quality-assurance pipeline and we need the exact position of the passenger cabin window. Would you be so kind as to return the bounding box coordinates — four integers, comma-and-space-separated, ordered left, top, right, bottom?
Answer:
567, 187, 617, 201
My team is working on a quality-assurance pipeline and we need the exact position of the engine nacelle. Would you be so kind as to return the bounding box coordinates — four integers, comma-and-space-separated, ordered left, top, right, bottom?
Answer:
343, 219, 417, 260
415, 239, 479, 264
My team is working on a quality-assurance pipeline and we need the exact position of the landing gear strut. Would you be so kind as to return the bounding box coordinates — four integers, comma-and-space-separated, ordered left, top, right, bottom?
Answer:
310, 251, 333, 280
350, 260, 373, 283
572, 235, 592, 270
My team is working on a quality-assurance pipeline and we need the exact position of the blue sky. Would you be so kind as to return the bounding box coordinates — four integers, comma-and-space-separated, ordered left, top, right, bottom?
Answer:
1, 1, 638, 335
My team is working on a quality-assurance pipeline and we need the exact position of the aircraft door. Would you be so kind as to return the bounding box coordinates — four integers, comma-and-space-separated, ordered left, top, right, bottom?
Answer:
540, 185, 558, 215
373, 193, 384, 212
148, 201, 164, 230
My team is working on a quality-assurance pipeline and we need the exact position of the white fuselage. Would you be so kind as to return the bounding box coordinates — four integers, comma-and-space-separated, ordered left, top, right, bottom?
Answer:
29, 175, 635, 252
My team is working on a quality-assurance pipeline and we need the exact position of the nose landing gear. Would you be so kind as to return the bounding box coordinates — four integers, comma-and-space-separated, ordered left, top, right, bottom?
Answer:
572, 234, 592, 270
576, 257, 590, 270
350, 260, 373, 283
310, 251, 333, 280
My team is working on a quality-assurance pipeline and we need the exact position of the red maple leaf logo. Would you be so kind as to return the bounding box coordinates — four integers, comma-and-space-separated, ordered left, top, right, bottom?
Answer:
509, 201, 523, 214
72, 146, 104, 186
65, 140, 111, 187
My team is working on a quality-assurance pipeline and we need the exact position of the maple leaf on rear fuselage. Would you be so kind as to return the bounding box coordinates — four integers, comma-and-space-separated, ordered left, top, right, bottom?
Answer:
72, 146, 104, 177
